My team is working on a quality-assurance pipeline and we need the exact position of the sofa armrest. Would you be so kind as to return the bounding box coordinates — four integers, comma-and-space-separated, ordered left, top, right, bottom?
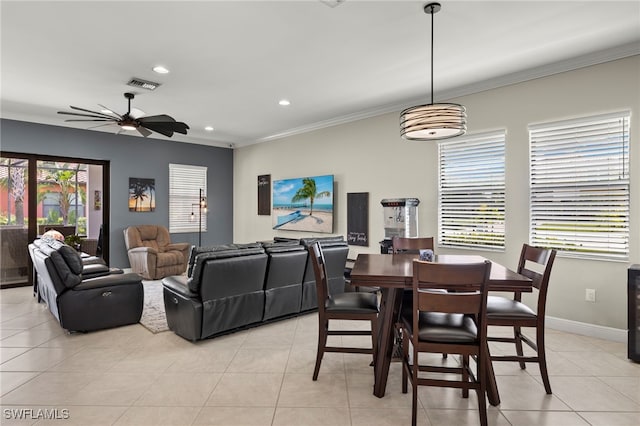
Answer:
129, 246, 157, 254
81, 263, 111, 280
166, 242, 191, 253
74, 272, 142, 291
163, 275, 199, 299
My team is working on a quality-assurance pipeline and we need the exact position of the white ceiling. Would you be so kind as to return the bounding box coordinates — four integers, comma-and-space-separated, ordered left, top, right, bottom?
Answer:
1, 0, 639, 149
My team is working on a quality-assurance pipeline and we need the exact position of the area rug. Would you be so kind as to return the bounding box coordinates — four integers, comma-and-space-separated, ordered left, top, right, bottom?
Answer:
140, 280, 169, 333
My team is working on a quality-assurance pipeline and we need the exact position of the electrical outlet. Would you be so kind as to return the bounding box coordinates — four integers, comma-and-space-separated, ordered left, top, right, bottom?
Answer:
585, 288, 596, 302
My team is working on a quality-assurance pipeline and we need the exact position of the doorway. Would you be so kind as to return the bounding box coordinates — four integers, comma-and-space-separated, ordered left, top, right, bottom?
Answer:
0, 153, 110, 288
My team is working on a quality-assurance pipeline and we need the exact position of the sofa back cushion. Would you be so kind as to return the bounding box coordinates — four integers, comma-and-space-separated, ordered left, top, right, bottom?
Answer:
187, 242, 263, 278
187, 247, 266, 293
33, 238, 83, 289
199, 252, 268, 301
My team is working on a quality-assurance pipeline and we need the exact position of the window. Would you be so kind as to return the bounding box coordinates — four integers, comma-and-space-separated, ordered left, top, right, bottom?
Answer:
529, 111, 630, 260
169, 164, 207, 233
438, 131, 506, 250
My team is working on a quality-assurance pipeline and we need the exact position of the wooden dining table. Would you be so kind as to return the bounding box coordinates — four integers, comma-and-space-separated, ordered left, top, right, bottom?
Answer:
349, 253, 533, 405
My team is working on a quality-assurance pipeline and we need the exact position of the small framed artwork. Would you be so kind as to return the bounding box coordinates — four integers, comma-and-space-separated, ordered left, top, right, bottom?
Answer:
129, 177, 155, 212
94, 190, 101, 210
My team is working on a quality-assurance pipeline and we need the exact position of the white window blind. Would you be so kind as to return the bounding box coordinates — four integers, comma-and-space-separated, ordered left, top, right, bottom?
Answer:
438, 131, 505, 250
169, 164, 207, 233
529, 111, 630, 260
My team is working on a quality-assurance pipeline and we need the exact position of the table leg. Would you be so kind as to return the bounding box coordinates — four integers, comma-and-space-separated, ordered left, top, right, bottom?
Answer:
485, 341, 501, 406
373, 287, 402, 398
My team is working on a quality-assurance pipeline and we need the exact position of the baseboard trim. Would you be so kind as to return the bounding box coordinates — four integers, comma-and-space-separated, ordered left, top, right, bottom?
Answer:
546, 316, 627, 343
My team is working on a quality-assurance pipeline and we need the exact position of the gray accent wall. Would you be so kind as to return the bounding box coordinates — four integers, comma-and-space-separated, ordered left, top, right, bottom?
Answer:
1, 118, 233, 269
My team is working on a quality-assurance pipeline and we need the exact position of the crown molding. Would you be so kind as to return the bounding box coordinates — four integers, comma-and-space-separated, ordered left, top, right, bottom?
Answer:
251, 42, 640, 147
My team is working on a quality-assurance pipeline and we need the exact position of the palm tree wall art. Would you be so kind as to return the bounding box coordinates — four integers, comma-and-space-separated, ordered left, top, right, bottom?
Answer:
272, 174, 334, 233
128, 177, 155, 212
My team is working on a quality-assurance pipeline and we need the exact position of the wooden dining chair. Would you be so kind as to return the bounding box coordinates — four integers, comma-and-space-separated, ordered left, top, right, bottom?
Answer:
391, 236, 434, 254
308, 241, 379, 380
393, 236, 438, 354
401, 260, 492, 426
486, 244, 556, 394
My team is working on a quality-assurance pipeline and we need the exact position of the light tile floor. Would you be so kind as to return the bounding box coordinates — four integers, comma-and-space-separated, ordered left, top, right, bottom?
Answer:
1, 286, 639, 425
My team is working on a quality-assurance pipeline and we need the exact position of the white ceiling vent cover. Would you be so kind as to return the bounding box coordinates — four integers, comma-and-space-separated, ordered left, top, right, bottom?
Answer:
319, 0, 345, 8
127, 77, 161, 91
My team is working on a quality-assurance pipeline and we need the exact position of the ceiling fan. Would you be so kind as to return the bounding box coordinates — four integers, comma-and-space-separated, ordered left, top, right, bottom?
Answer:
58, 92, 189, 138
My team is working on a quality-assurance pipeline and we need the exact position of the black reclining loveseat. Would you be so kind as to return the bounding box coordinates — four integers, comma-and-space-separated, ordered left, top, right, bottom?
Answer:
162, 237, 349, 341
29, 237, 144, 332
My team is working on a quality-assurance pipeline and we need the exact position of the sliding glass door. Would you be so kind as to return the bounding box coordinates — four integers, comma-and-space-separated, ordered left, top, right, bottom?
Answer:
0, 153, 109, 288
0, 157, 29, 286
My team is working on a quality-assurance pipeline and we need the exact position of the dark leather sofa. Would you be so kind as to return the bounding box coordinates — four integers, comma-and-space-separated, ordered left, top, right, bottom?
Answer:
29, 237, 144, 332
162, 237, 349, 341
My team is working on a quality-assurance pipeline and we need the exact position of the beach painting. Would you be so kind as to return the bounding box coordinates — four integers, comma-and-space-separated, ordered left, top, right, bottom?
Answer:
128, 177, 155, 212
272, 174, 334, 233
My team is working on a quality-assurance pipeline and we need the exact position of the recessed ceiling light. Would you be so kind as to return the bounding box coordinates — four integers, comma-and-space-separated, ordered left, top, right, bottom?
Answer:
204, 126, 214, 131
279, 99, 291, 106
152, 65, 170, 74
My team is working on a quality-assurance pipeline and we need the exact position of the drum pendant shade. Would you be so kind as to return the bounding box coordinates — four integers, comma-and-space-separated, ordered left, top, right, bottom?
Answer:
400, 3, 466, 141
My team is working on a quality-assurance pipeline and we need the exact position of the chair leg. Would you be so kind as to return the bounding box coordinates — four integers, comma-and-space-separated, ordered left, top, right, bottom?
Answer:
411, 376, 418, 426
477, 350, 488, 426
537, 326, 552, 394
462, 354, 469, 398
514, 326, 526, 369
401, 327, 409, 394
477, 378, 488, 426
313, 320, 328, 381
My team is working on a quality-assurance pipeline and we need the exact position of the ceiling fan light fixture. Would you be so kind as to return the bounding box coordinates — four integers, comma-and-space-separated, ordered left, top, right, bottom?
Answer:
120, 123, 137, 131
400, 2, 466, 141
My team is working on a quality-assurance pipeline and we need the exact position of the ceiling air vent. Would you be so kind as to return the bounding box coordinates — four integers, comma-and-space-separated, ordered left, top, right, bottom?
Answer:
127, 77, 160, 91
319, 0, 345, 8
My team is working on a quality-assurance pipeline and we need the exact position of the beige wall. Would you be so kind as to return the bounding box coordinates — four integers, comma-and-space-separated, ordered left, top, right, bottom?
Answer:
234, 56, 640, 330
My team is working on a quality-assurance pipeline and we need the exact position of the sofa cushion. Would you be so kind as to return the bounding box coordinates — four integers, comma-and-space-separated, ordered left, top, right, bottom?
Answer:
157, 251, 185, 268
187, 247, 266, 293
187, 243, 263, 277
37, 237, 84, 275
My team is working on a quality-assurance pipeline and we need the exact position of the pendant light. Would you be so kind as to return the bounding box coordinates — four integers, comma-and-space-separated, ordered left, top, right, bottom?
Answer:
400, 2, 466, 141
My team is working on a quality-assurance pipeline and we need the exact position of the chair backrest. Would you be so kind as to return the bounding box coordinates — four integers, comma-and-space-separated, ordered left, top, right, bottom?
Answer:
124, 225, 172, 251
412, 260, 492, 343
308, 241, 330, 309
392, 236, 434, 254
517, 244, 556, 315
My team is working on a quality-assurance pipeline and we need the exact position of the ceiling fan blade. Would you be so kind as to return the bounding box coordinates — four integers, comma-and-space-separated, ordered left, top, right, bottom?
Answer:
69, 105, 117, 118
58, 111, 116, 119
87, 123, 117, 130
139, 122, 174, 137
98, 104, 123, 119
138, 114, 176, 123
129, 108, 146, 119
64, 119, 114, 122
136, 126, 152, 137
139, 115, 189, 135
